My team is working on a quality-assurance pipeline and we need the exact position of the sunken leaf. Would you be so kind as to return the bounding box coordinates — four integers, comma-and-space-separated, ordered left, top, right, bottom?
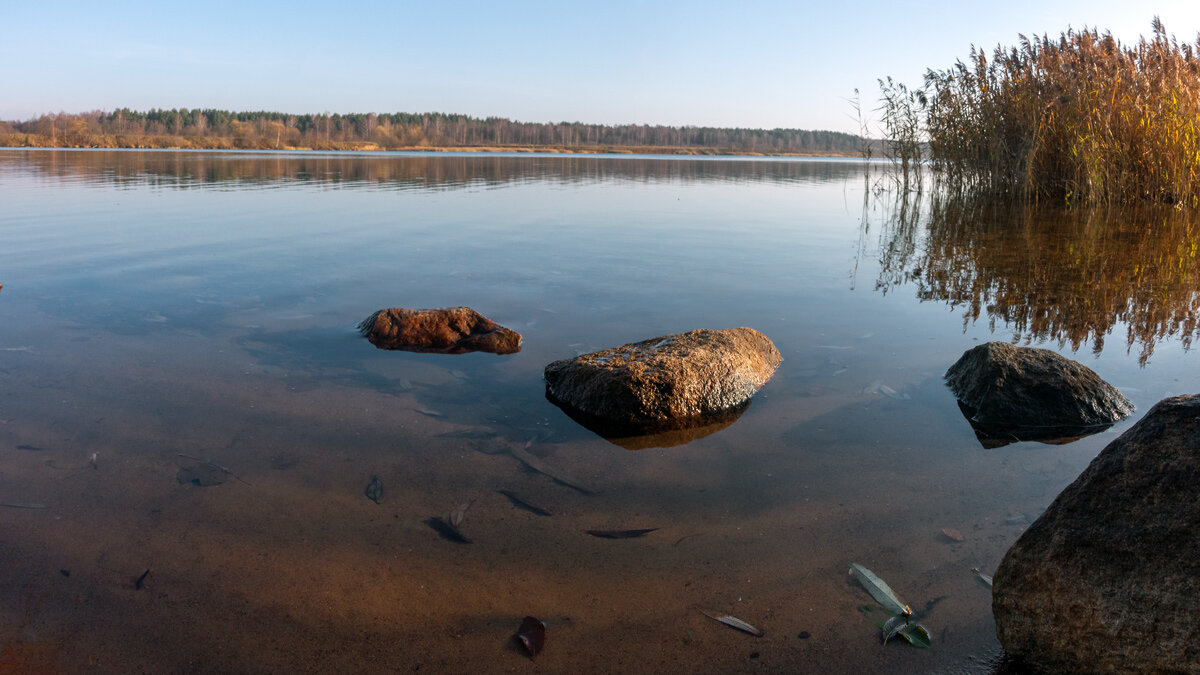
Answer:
849, 563, 911, 616
881, 613, 908, 644
897, 623, 931, 648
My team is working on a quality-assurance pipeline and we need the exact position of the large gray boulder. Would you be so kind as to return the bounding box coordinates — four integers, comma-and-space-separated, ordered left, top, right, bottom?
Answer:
945, 341, 1133, 446
993, 395, 1200, 672
544, 328, 781, 434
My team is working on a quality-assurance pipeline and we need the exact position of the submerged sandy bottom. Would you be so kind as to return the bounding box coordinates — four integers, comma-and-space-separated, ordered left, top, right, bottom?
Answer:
0, 312, 1107, 674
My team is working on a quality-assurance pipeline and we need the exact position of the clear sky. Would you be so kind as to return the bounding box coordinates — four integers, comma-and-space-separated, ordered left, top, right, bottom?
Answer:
3, 1, 1199, 134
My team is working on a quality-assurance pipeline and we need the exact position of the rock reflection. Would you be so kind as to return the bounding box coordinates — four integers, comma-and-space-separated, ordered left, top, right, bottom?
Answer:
956, 401, 1117, 449
870, 192, 1200, 364
546, 394, 750, 450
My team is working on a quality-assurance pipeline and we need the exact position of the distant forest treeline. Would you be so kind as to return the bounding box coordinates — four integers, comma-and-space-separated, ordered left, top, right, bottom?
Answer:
0, 109, 865, 156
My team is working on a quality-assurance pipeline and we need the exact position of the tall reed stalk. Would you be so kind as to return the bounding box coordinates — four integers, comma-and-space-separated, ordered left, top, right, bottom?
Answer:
882, 18, 1200, 205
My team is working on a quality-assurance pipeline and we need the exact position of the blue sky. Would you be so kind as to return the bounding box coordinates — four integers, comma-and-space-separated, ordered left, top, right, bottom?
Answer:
3, 1, 1199, 134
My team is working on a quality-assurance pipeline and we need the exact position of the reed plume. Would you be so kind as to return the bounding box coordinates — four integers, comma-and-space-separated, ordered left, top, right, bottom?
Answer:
883, 18, 1200, 205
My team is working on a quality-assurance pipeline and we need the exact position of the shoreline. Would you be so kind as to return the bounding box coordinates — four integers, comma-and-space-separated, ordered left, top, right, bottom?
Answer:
0, 133, 859, 159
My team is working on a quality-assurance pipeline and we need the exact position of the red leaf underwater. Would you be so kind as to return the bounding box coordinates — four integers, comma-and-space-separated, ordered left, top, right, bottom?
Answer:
516, 616, 546, 660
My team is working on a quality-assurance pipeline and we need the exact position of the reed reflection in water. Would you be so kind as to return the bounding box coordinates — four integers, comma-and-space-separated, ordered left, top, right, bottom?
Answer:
868, 190, 1200, 365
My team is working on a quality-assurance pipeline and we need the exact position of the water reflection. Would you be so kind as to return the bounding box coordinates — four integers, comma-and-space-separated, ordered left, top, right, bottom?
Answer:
870, 191, 1200, 364
1, 148, 1173, 672
0, 148, 861, 192
546, 395, 750, 450
954, 400, 1118, 449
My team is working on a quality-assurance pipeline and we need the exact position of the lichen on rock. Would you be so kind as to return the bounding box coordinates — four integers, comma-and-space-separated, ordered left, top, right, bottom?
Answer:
544, 327, 781, 436
357, 306, 521, 355
993, 394, 1200, 672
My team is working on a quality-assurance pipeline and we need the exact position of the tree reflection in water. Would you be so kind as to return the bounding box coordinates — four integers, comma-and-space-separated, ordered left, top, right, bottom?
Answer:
866, 188, 1200, 365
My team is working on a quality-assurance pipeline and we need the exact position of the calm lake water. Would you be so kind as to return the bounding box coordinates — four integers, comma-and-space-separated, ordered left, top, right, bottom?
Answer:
1, 149, 1197, 672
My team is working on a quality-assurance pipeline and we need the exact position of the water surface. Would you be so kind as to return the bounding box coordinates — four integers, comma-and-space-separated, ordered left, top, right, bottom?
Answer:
0, 149, 1196, 672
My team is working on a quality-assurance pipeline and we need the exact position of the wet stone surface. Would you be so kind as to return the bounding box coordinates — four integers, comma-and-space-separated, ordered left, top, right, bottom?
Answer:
944, 341, 1133, 447
544, 328, 781, 435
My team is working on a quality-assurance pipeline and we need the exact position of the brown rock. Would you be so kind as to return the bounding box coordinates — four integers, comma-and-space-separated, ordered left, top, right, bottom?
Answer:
993, 395, 1200, 672
543, 328, 781, 434
357, 307, 521, 355
945, 341, 1133, 446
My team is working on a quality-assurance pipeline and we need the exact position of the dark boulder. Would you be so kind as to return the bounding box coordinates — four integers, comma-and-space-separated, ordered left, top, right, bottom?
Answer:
357, 307, 521, 355
544, 328, 780, 436
945, 341, 1133, 446
993, 395, 1200, 672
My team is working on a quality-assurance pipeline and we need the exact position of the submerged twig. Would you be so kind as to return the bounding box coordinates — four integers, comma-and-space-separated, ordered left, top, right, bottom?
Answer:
496, 490, 552, 516
507, 443, 596, 495
176, 453, 251, 486
586, 528, 657, 539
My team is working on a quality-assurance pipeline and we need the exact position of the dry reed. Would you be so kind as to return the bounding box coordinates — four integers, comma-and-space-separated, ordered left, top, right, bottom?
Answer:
883, 18, 1200, 205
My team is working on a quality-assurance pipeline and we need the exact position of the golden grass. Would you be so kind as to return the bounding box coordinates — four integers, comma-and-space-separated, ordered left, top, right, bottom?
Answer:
885, 18, 1200, 205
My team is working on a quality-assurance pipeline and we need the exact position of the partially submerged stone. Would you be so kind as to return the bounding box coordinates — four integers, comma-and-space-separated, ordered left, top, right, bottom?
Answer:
993, 395, 1200, 672
544, 328, 781, 436
944, 341, 1132, 446
358, 307, 521, 355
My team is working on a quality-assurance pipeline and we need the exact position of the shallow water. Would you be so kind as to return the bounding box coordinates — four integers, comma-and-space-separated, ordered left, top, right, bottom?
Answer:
0, 149, 1196, 672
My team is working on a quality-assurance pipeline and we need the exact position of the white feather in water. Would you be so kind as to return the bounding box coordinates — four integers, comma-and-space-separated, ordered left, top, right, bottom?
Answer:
699, 609, 764, 637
